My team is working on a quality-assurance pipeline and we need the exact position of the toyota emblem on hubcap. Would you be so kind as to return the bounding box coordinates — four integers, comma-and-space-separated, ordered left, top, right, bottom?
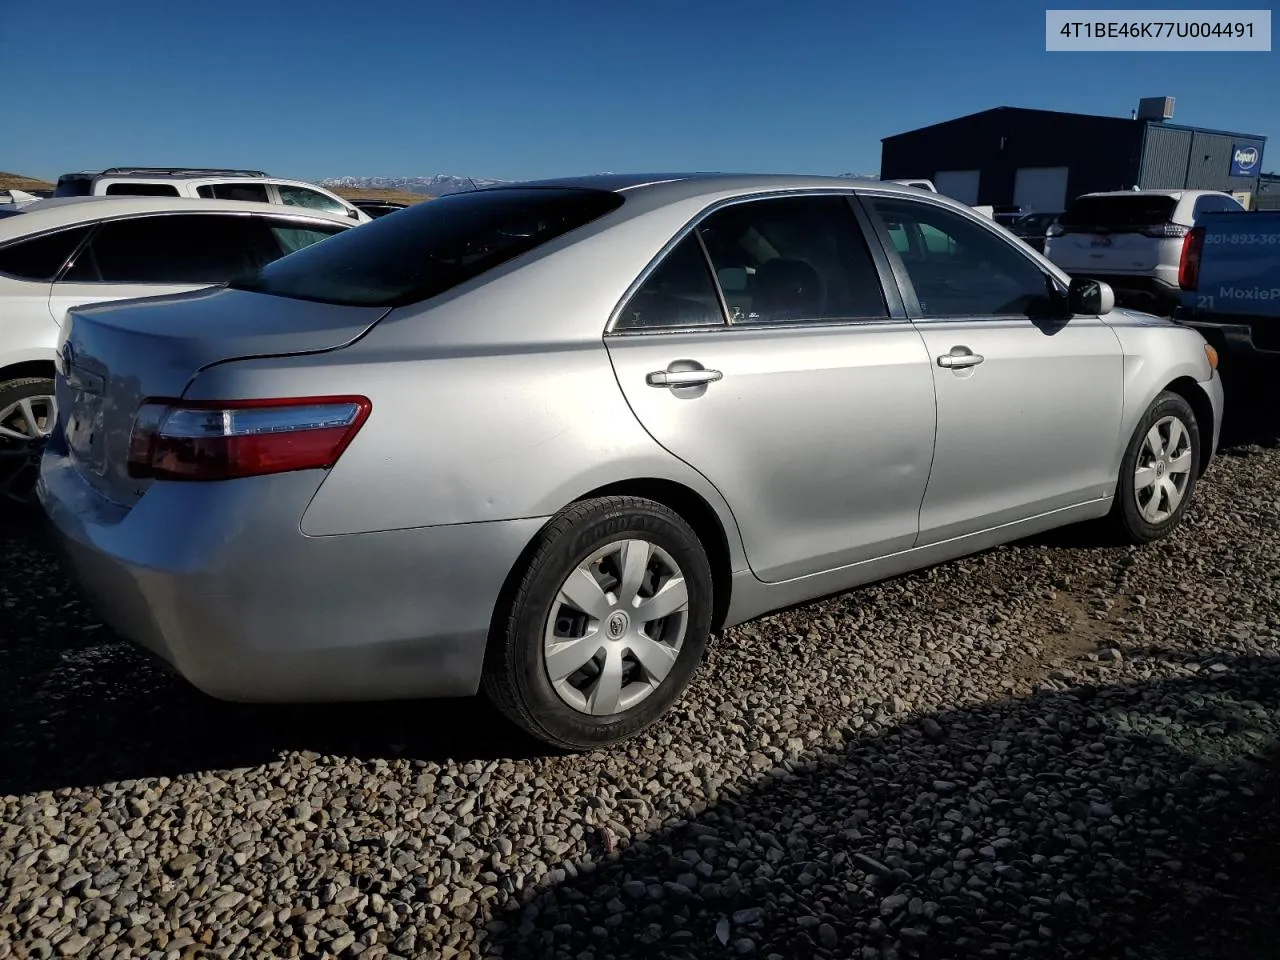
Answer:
607, 612, 628, 638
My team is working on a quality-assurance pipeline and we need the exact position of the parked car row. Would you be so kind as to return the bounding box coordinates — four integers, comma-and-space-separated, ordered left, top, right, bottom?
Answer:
28, 173, 1224, 751
52, 167, 372, 222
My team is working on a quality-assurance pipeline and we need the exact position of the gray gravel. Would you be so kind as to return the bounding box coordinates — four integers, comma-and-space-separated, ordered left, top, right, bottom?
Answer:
3, 392, 1279, 960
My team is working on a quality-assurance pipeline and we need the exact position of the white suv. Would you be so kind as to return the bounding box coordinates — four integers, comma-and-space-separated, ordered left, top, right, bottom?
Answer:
52, 167, 371, 223
1043, 189, 1244, 314
0, 196, 357, 503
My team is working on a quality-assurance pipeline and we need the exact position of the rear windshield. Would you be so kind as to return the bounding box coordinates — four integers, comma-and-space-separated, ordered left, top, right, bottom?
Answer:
229, 186, 625, 307
1061, 195, 1178, 228
53, 176, 94, 198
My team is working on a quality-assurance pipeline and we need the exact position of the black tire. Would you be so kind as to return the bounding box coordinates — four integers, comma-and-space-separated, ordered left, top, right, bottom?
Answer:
483, 496, 713, 751
0, 376, 56, 507
1109, 390, 1201, 544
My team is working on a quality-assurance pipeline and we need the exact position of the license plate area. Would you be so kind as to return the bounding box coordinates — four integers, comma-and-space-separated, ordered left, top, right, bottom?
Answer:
65, 389, 109, 477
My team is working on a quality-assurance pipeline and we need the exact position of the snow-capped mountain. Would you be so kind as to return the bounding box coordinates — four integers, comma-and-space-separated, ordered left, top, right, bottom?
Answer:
323, 171, 882, 197
320, 175, 510, 196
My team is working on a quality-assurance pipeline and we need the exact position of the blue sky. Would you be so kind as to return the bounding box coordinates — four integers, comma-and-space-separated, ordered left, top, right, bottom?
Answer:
1, 0, 1274, 182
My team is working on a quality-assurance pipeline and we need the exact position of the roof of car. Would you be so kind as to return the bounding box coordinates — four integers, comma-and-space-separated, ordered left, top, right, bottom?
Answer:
0, 196, 358, 239
1079, 189, 1228, 200
483, 172, 941, 206
62, 167, 270, 179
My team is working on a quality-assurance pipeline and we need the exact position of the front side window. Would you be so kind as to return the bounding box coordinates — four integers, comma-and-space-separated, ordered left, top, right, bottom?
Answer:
694, 195, 888, 324
868, 197, 1053, 318
103, 182, 181, 197
277, 185, 349, 216
197, 182, 271, 204
0, 226, 92, 281
614, 235, 725, 331
62, 214, 263, 284
231, 187, 625, 307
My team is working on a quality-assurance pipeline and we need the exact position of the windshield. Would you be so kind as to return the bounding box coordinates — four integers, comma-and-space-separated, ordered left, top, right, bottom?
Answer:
230, 186, 625, 307
1061, 195, 1178, 229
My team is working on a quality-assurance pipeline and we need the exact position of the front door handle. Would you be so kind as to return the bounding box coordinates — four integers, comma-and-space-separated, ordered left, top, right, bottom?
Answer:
646, 367, 723, 388
937, 350, 985, 369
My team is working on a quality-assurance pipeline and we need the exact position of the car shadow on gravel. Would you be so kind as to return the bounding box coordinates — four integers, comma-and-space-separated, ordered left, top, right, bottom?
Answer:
484, 655, 1280, 960
0, 504, 544, 797
1216, 362, 1280, 452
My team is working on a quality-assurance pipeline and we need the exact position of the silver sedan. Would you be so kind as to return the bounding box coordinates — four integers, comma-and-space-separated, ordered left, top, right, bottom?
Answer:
39, 174, 1224, 750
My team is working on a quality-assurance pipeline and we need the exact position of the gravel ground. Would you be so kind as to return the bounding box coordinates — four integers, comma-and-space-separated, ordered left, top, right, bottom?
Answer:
3, 377, 1279, 960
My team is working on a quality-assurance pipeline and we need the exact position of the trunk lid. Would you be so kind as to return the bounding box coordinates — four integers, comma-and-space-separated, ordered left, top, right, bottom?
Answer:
55, 285, 388, 507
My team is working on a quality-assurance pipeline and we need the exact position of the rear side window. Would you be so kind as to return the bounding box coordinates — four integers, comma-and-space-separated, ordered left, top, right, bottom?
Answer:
103, 182, 182, 197
695, 195, 888, 324
231, 187, 625, 307
1060, 195, 1178, 229
197, 182, 271, 203
0, 226, 92, 281
1192, 194, 1243, 220
614, 235, 725, 331
262, 220, 348, 256
63, 214, 264, 284
53, 176, 94, 198
278, 185, 350, 216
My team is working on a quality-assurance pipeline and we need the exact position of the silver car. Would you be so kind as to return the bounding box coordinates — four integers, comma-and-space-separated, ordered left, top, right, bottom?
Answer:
39, 174, 1224, 750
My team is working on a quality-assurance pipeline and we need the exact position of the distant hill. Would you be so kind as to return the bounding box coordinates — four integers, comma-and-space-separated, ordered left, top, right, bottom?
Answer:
329, 187, 434, 205
322, 175, 509, 198
0, 172, 54, 192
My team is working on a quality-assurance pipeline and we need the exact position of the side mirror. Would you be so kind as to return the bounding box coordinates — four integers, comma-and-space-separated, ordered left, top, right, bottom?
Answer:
1067, 277, 1114, 316
348, 208, 362, 219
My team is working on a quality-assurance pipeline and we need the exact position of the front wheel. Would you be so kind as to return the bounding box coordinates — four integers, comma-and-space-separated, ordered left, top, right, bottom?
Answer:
483, 496, 713, 751
1109, 390, 1201, 544
0, 377, 56, 507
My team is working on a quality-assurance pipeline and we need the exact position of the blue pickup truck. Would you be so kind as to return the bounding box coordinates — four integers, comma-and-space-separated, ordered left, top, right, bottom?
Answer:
1175, 211, 1280, 357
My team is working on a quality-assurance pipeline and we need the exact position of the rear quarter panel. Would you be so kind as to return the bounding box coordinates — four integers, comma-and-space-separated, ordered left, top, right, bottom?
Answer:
194, 338, 748, 565
182, 204, 757, 572
0, 276, 57, 371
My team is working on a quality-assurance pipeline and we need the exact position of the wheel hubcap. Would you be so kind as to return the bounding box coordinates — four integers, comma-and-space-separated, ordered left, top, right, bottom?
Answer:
1134, 415, 1192, 524
0, 394, 56, 505
543, 538, 690, 717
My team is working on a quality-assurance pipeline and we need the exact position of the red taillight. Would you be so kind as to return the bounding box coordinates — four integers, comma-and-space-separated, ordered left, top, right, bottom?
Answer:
126, 396, 371, 481
1142, 223, 1190, 239
1179, 227, 1205, 291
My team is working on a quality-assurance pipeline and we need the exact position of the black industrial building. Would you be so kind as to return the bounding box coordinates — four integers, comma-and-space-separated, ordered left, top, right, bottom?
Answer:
880, 101, 1268, 213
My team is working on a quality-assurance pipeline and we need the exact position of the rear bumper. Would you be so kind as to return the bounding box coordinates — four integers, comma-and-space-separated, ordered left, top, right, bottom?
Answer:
37, 449, 546, 703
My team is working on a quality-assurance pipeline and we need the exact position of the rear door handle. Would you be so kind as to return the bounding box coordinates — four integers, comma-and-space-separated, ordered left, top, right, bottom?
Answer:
646, 368, 723, 387
937, 351, 984, 369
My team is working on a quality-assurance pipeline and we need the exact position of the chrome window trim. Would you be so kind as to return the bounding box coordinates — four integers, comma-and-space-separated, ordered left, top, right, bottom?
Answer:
605, 188, 907, 338
856, 189, 1072, 324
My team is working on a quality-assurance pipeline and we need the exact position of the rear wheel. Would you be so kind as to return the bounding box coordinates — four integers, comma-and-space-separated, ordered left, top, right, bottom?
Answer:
1109, 390, 1200, 544
483, 496, 713, 750
0, 377, 56, 506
